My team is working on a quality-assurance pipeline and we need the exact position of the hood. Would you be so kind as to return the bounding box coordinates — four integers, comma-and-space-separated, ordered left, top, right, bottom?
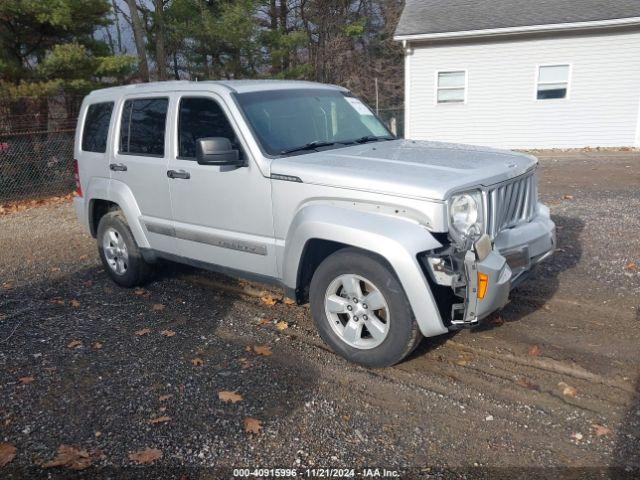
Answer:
270, 139, 537, 200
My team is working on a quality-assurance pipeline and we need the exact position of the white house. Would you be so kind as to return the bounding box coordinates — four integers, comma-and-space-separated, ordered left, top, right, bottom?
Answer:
394, 0, 640, 149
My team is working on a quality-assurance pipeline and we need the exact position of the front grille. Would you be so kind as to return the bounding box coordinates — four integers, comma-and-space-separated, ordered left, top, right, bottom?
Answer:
487, 172, 538, 237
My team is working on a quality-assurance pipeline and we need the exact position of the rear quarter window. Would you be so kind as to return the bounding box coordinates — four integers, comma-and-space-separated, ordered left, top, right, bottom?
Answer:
82, 102, 114, 153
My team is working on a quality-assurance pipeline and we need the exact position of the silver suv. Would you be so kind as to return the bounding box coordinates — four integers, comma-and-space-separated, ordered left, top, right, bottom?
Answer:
73, 80, 555, 367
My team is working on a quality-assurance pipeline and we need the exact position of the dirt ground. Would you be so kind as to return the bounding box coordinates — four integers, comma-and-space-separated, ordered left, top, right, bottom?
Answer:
0, 151, 639, 479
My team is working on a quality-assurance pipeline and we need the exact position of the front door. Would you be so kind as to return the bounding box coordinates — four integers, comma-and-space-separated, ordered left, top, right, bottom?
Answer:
166, 94, 276, 278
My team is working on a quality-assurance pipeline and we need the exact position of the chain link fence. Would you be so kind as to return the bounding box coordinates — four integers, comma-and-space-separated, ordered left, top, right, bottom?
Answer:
0, 95, 82, 203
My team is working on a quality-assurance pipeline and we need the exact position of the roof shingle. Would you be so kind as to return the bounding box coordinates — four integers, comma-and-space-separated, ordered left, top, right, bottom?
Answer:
395, 0, 640, 37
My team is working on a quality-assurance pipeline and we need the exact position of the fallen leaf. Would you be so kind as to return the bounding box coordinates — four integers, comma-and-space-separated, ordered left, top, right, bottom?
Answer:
70, 300, 81, 308
94, 431, 101, 438
528, 345, 542, 356
133, 288, 146, 296
275, 321, 289, 331
455, 359, 468, 366
18, 376, 34, 385
516, 377, 540, 391
160, 330, 176, 337
148, 416, 171, 425
244, 417, 262, 434
558, 382, 577, 397
218, 391, 243, 404
252, 345, 272, 356
283, 298, 296, 305
625, 261, 637, 271
82, 280, 93, 287
592, 424, 612, 437
42, 444, 94, 470
51, 298, 65, 305
135, 328, 151, 336
0, 442, 17, 467
1, 281, 14, 290
92, 342, 103, 350
570, 432, 583, 441
191, 358, 204, 366
260, 295, 278, 306
563, 194, 574, 200
238, 357, 252, 369
256, 318, 271, 327
159, 394, 173, 402
128, 447, 162, 465
152, 304, 165, 312
489, 316, 504, 326
67, 340, 82, 349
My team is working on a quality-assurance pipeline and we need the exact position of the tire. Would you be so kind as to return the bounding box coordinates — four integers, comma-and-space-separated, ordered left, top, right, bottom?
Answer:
310, 248, 422, 368
97, 210, 153, 287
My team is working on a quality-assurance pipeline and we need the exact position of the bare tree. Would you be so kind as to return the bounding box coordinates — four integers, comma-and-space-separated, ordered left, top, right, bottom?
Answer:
154, 0, 168, 80
124, 0, 150, 81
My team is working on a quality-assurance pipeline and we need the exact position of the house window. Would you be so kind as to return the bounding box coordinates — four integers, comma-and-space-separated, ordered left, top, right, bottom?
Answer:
437, 71, 466, 104
537, 65, 570, 100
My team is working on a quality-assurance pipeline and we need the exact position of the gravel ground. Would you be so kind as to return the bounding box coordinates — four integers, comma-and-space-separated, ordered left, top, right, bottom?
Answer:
0, 151, 639, 479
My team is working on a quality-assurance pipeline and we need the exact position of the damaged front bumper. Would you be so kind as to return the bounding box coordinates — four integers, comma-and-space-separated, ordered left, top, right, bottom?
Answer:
422, 206, 556, 329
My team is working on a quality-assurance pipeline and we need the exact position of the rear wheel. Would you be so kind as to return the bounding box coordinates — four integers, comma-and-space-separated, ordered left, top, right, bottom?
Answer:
97, 211, 153, 287
310, 248, 422, 367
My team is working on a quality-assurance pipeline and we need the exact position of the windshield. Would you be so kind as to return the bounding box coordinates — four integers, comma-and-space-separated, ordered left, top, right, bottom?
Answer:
235, 89, 393, 156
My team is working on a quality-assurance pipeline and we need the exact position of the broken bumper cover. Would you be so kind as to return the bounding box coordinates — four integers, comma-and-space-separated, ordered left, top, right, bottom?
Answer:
495, 203, 556, 287
456, 249, 512, 325
424, 204, 556, 328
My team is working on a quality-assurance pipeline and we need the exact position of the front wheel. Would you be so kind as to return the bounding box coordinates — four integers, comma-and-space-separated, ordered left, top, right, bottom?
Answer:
310, 248, 422, 367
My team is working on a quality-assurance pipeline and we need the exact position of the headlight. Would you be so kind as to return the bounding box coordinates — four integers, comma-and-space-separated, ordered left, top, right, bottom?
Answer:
449, 190, 483, 241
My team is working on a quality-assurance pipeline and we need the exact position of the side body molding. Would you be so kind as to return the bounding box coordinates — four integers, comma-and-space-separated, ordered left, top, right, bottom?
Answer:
282, 204, 449, 337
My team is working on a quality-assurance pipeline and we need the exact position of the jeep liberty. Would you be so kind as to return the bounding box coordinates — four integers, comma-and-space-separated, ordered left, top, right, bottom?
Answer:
73, 80, 555, 367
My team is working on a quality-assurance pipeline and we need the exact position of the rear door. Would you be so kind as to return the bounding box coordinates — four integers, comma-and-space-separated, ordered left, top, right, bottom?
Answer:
110, 95, 177, 254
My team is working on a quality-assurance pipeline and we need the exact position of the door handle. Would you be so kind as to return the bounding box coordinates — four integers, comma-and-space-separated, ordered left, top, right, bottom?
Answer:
109, 163, 127, 172
167, 169, 190, 180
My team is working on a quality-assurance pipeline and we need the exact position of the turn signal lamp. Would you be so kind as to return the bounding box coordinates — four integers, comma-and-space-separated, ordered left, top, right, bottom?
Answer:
477, 272, 489, 299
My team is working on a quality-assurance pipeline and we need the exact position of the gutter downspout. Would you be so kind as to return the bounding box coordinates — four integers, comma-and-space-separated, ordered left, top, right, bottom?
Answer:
403, 40, 412, 140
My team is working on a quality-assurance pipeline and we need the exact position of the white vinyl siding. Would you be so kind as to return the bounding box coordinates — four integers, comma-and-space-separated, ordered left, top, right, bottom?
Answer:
405, 29, 640, 149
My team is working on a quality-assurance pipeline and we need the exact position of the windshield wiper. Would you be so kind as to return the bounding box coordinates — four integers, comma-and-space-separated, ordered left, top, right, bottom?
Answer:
348, 135, 394, 145
280, 141, 339, 155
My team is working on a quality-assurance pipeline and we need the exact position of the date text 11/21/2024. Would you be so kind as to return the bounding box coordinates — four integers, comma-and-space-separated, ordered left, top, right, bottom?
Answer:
232, 468, 400, 478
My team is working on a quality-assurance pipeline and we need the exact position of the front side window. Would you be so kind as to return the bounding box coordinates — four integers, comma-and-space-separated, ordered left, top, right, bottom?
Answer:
537, 65, 570, 100
437, 71, 466, 104
235, 89, 392, 156
178, 97, 243, 160
82, 102, 114, 153
119, 98, 168, 156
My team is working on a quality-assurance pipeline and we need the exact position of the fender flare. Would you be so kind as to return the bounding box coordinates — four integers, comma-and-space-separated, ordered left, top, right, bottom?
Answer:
282, 204, 449, 337
86, 178, 150, 249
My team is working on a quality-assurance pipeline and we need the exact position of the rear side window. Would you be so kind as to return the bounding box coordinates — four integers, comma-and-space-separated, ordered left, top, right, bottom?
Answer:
82, 102, 114, 153
178, 97, 244, 159
119, 98, 168, 156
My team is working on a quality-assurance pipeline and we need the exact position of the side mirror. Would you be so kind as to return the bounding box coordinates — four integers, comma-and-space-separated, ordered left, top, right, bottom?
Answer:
196, 137, 242, 166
